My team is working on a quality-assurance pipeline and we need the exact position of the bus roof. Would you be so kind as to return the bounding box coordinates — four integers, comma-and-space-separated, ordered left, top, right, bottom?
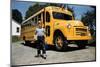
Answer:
22, 6, 72, 25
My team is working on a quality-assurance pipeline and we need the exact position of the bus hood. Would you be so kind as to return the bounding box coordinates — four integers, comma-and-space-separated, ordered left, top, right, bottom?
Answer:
54, 20, 84, 27
66, 20, 84, 27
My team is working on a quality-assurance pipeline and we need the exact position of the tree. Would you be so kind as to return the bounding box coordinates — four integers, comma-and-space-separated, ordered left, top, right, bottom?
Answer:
25, 3, 64, 19
81, 6, 96, 44
25, 3, 75, 20
25, 3, 45, 19
12, 9, 23, 24
67, 5, 75, 19
45, 3, 62, 7
81, 6, 96, 30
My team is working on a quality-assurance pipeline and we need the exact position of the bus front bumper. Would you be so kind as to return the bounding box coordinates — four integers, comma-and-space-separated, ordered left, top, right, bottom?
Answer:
67, 36, 92, 40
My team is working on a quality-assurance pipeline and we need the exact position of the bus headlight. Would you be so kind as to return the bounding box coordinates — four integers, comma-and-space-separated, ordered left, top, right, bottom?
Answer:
87, 26, 90, 30
67, 24, 71, 29
88, 33, 91, 36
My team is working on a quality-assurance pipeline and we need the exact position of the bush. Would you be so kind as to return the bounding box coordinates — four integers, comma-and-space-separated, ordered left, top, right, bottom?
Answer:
88, 30, 96, 46
12, 36, 21, 42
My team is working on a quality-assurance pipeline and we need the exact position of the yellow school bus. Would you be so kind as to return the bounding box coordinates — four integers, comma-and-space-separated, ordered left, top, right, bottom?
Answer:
21, 6, 92, 50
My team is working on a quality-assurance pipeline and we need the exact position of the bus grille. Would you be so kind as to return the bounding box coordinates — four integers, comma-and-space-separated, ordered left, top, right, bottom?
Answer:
75, 28, 87, 36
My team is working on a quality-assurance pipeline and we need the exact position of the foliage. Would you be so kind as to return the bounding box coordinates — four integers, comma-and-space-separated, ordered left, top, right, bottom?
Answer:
67, 5, 75, 19
12, 36, 21, 42
12, 9, 23, 24
25, 3, 45, 19
25, 3, 70, 19
81, 6, 96, 44
81, 6, 96, 27
81, 6, 96, 34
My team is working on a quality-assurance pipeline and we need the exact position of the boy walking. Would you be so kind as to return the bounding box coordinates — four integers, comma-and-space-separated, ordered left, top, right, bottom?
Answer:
35, 21, 46, 59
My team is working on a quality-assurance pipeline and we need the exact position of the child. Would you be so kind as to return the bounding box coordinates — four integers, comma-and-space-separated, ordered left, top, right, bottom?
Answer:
35, 21, 46, 59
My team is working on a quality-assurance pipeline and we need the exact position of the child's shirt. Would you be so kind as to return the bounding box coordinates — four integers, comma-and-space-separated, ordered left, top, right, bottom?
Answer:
35, 28, 45, 36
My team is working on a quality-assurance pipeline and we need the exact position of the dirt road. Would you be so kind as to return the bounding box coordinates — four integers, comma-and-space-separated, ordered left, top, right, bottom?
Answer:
11, 41, 96, 66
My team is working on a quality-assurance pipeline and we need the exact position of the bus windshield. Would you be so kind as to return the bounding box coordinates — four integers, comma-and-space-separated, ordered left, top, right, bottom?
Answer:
53, 12, 72, 20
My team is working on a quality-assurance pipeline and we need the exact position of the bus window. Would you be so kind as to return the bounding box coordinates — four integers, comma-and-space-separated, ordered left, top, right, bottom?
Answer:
35, 17, 37, 24
43, 12, 45, 24
46, 26, 50, 36
38, 13, 41, 21
32, 18, 36, 25
31, 18, 33, 21
46, 12, 50, 22
53, 12, 72, 20
36, 16, 38, 24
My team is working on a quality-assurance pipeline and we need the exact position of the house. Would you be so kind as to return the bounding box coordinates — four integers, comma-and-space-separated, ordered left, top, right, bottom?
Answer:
12, 20, 21, 36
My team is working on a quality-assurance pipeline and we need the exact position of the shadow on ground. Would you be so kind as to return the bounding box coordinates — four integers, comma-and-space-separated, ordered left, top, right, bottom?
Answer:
20, 42, 93, 52
88, 41, 96, 47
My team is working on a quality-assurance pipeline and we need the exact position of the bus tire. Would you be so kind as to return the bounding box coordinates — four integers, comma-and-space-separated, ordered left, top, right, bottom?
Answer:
25, 40, 30, 45
54, 33, 68, 51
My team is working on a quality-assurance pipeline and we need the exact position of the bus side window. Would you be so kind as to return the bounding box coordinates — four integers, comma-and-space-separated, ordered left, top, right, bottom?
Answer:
31, 18, 35, 25
35, 16, 37, 24
38, 14, 41, 21
43, 12, 45, 23
46, 12, 50, 22
46, 26, 50, 36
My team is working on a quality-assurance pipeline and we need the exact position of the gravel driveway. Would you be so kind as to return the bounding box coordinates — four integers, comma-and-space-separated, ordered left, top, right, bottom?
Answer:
11, 41, 96, 66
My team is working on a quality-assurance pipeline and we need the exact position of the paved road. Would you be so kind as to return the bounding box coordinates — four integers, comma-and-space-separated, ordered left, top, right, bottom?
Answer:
11, 41, 96, 66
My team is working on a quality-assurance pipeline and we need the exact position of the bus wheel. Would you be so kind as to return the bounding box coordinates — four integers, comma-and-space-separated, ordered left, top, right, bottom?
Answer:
77, 41, 87, 49
25, 40, 30, 45
54, 34, 67, 50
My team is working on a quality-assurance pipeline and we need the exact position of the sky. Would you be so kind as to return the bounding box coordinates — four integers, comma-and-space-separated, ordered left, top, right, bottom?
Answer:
11, 0, 95, 20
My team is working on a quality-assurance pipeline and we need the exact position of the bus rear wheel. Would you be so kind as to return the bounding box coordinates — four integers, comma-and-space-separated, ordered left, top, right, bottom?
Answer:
54, 33, 68, 50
